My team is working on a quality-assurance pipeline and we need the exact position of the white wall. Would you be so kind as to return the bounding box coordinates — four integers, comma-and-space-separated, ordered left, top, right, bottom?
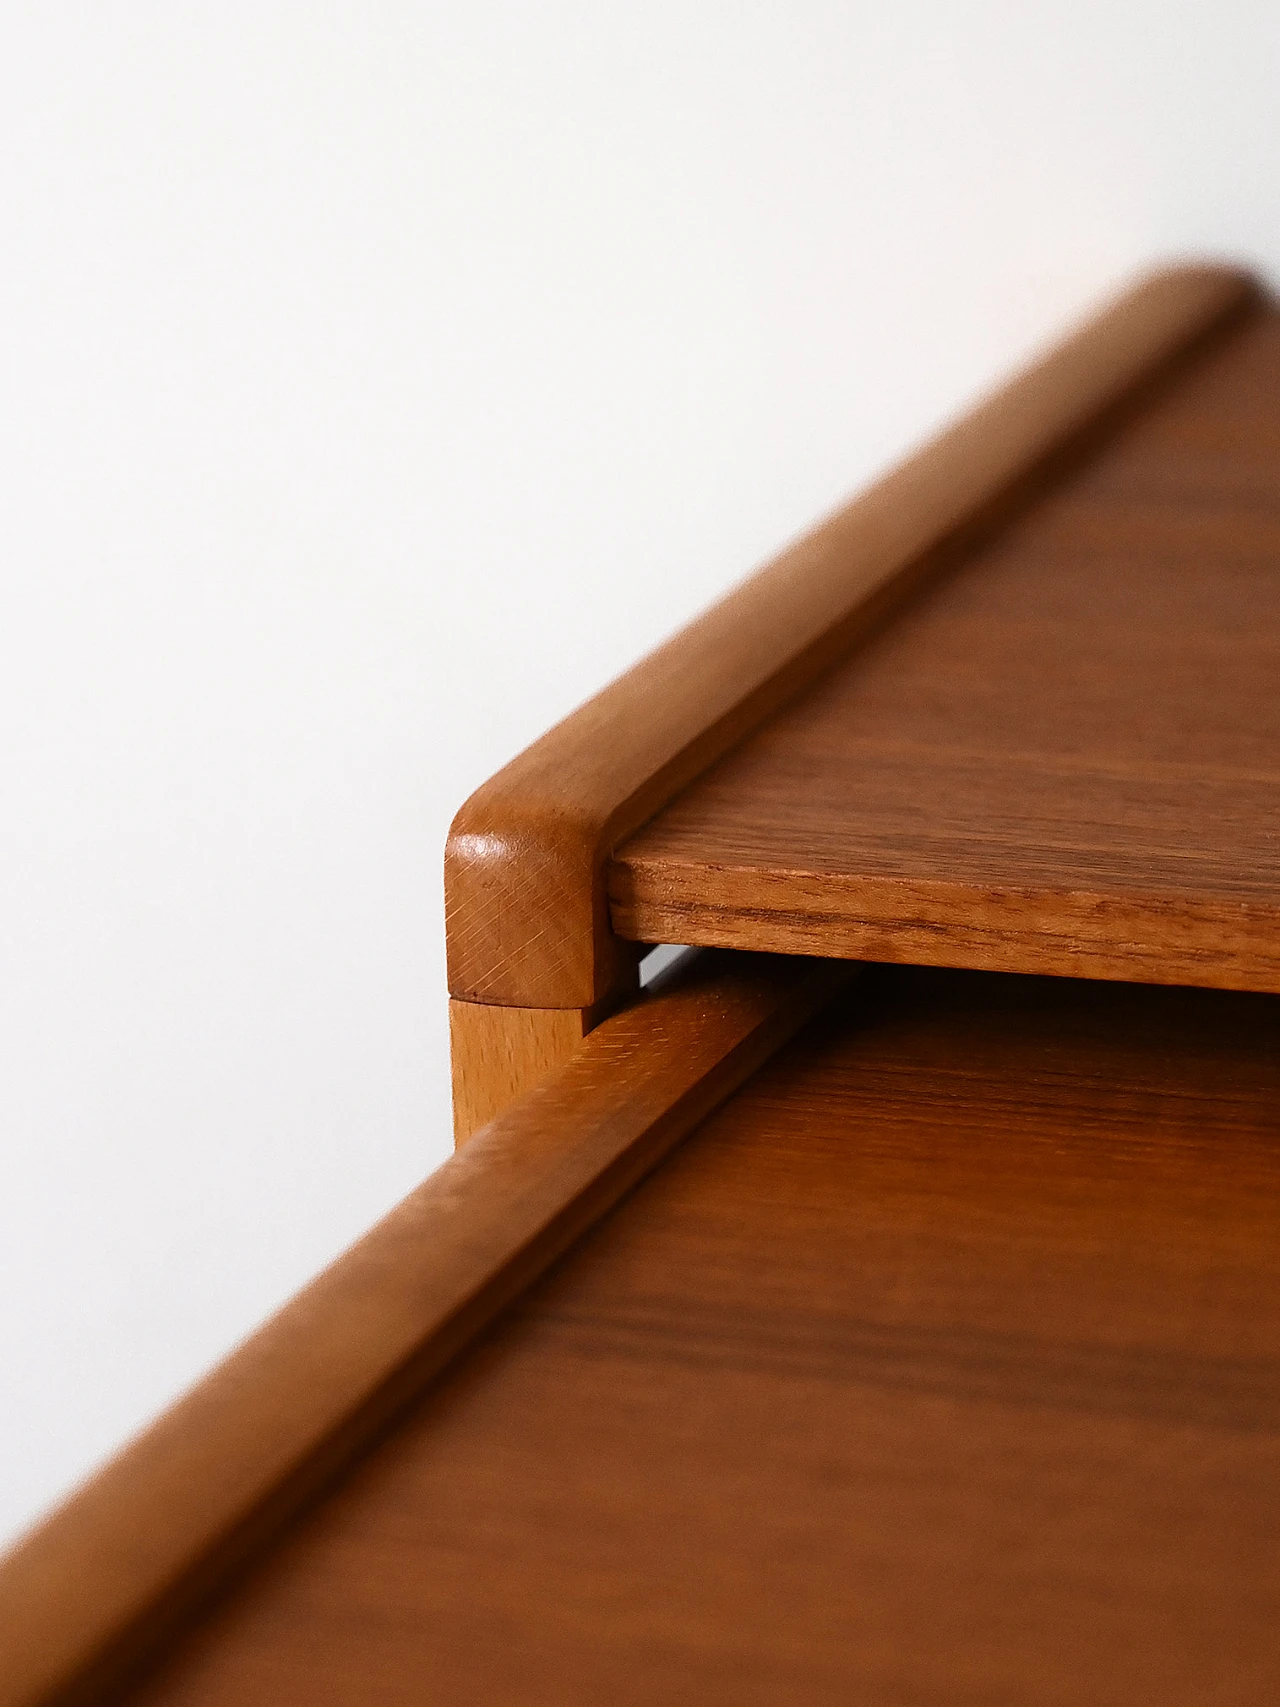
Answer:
1, 1, 1276, 1546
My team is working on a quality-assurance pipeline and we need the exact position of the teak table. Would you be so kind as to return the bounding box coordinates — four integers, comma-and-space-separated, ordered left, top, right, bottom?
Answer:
3, 263, 1279, 1706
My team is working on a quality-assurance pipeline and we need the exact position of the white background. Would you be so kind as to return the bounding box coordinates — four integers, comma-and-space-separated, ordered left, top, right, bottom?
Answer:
1, 1, 1277, 1546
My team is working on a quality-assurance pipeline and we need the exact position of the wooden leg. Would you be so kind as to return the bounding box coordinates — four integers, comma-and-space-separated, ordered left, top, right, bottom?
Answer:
449, 1000, 593, 1146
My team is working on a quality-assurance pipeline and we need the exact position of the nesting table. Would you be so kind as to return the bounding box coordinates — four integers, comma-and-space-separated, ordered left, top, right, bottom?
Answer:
4, 263, 1278, 1707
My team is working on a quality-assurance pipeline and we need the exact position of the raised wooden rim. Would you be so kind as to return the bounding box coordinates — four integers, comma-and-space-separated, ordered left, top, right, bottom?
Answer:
0, 949, 854, 1707
445, 263, 1259, 1011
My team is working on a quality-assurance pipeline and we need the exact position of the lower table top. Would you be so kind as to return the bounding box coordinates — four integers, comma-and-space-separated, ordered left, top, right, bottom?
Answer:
129, 963, 1280, 1707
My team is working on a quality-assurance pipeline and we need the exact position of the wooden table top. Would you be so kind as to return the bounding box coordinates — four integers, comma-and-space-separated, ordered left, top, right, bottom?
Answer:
611, 308, 1280, 994
128, 964, 1280, 1705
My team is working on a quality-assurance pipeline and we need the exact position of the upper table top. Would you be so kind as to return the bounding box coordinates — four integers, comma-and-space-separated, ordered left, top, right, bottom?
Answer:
611, 307, 1280, 994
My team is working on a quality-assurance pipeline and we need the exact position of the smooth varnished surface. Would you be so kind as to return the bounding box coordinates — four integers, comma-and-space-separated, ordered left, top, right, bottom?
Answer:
612, 307, 1280, 993
447, 265, 1254, 1009
0, 951, 849, 1707
128, 966, 1280, 1705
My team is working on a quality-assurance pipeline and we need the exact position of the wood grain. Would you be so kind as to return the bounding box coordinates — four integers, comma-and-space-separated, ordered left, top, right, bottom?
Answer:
127, 965, 1280, 1705
450, 999, 593, 1145
446, 265, 1256, 1011
0, 950, 851, 1707
612, 304, 1280, 994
